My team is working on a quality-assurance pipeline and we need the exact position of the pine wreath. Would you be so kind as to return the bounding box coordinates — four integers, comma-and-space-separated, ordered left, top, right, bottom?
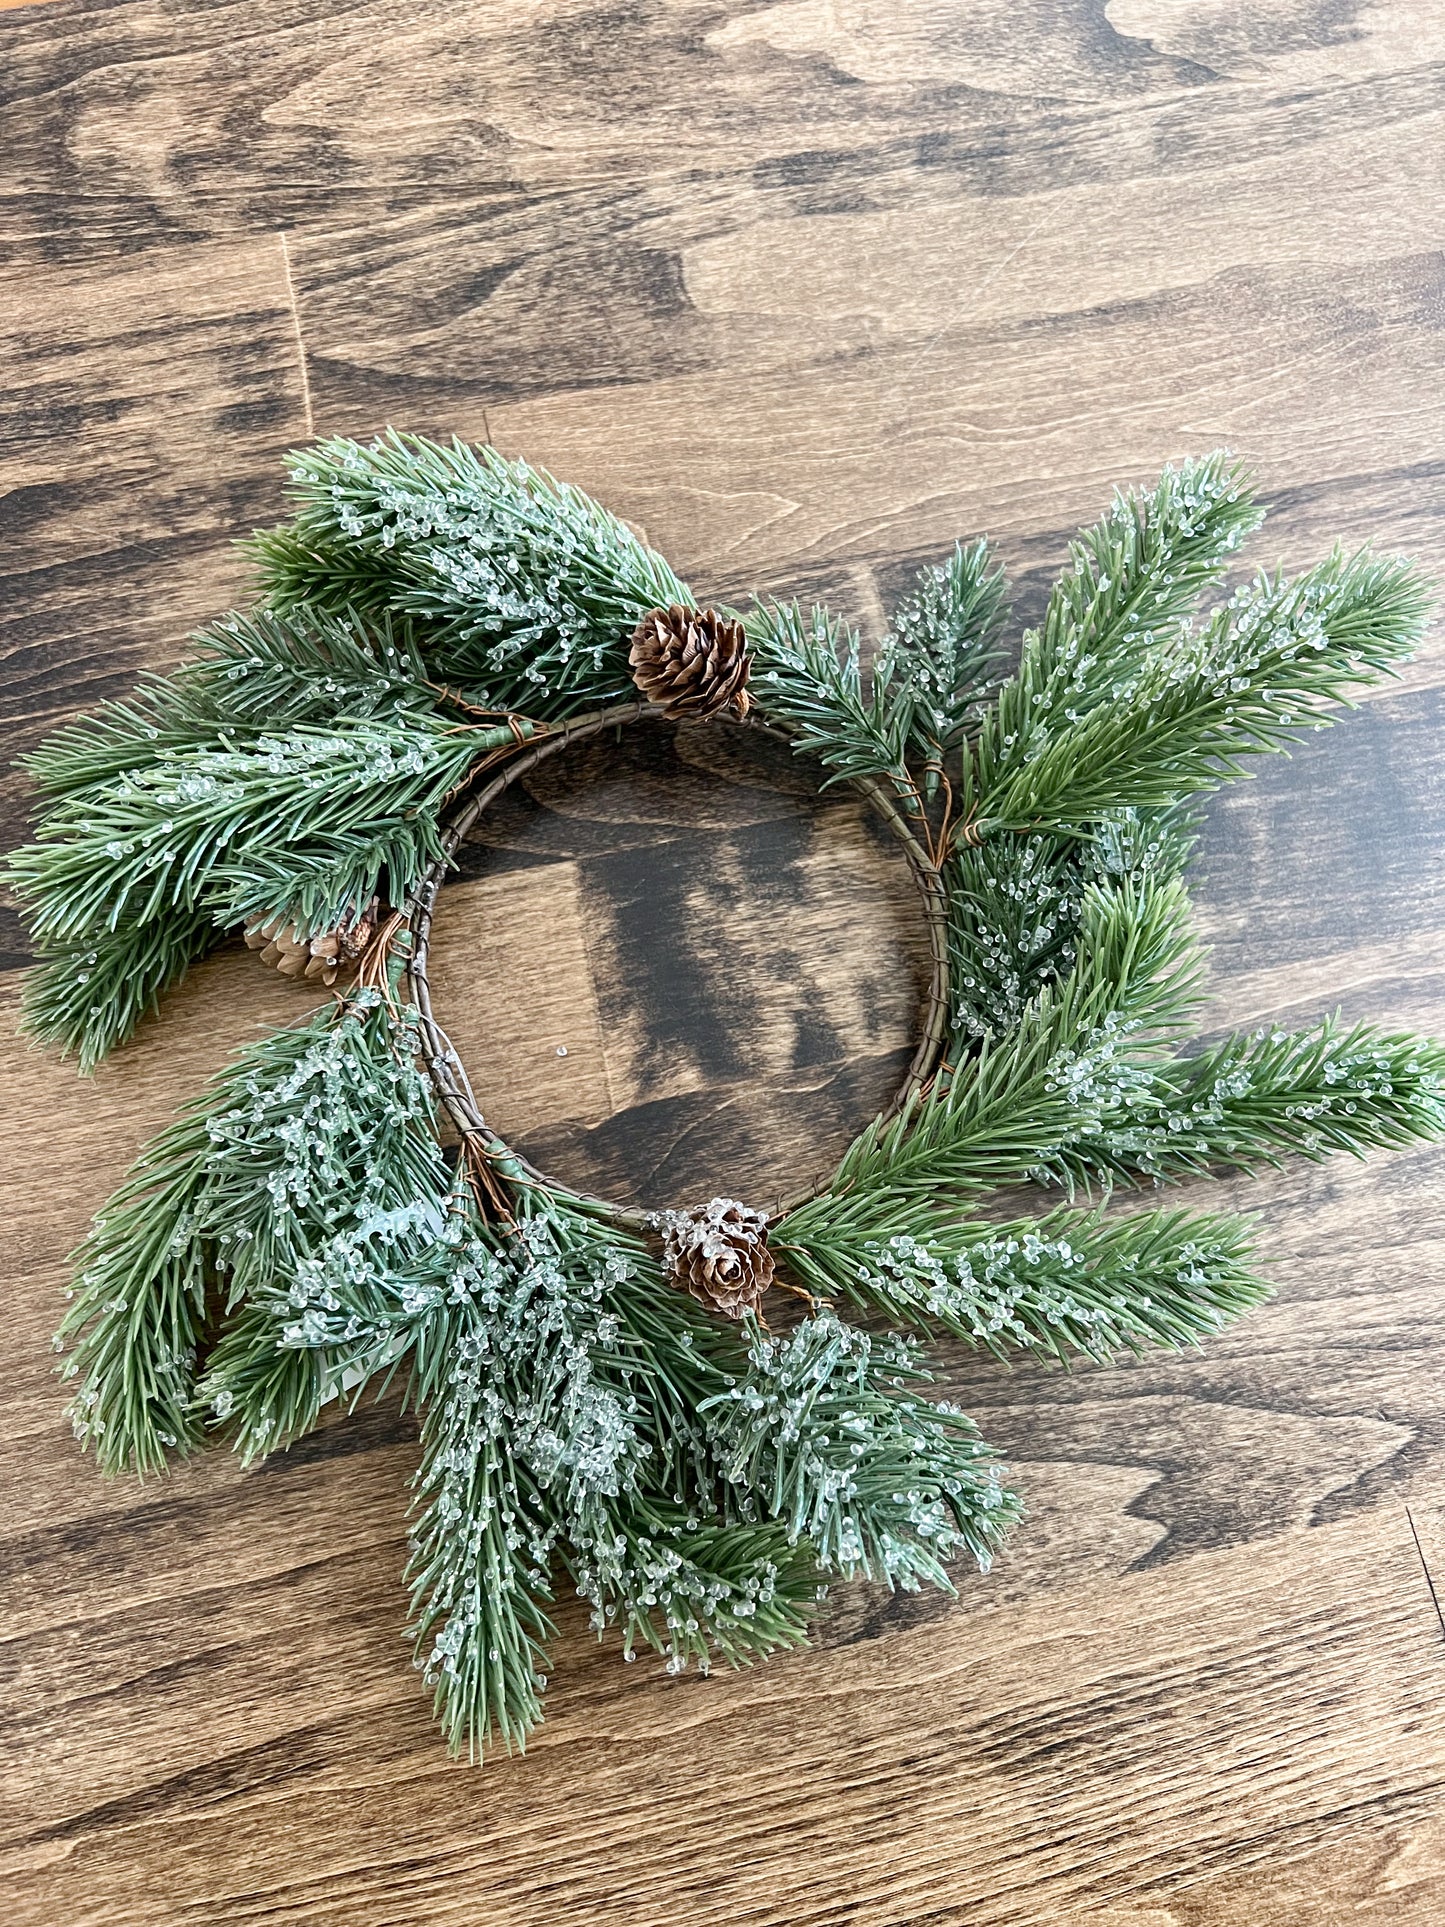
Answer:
11, 435, 1445, 1761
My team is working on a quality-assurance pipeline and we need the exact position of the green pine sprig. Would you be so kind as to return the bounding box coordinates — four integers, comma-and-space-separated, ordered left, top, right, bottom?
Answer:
946, 805, 1200, 1046
704, 1311, 1018, 1589
747, 598, 919, 803
778, 1203, 1270, 1364
21, 609, 452, 803
992, 453, 1263, 742
875, 537, 1010, 787
58, 1105, 217, 1478
966, 548, 1429, 840
12, 714, 493, 946
9, 603, 548, 1068
407, 1338, 559, 1759
249, 431, 692, 719
1079, 1017, 1445, 1181
25, 910, 221, 1076
60, 989, 452, 1474
788, 871, 1204, 1224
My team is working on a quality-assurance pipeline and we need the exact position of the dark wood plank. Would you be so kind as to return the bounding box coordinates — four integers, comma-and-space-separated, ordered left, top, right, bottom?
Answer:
0, 240, 308, 741
0, 235, 312, 969
5, 3, 1445, 1924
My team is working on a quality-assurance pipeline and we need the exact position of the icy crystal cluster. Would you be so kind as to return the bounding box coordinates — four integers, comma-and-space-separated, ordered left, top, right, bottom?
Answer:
279, 434, 690, 712
706, 1311, 1014, 1586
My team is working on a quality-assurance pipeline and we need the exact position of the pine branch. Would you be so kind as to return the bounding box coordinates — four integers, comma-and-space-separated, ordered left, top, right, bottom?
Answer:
1079, 1017, 1445, 1180
58, 992, 452, 1474
190, 998, 452, 1451
516, 1200, 736, 1492
188, 606, 465, 727
206, 824, 435, 937
21, 676, 205, 801
12, 607, 518, 1065
564, 1508, 819, 1674
10, 712, 506, 947
20, 610, 452, 804
10, 600, 549, 1066
249, 432, 692, 719
779, 1203, 1270, 1364
792, 873, 1202, 1223
242, 520, 406, 627
745, 459, 1262, 831
875, 538, 1011, 783
407, 1353, 557, 1759
272, 1178, 817, 1692
966, 452, 1259, 817
23, 908, 219, 1073
196, 1300, 334, 1467
946, 833, 1089, 1049
59, 1109, 216, 1477
746, 598, 918, 805
199, 1185, 565, 1753
704, 1311, 1018, 1589
969, 549, 1429, 839
946, 807, 1199, 1048
990, 454, 1261, 746
485, 1208, 821, 1670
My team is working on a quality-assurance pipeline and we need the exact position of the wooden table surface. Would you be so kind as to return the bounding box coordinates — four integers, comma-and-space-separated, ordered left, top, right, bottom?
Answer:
6, 3, 1445, 1922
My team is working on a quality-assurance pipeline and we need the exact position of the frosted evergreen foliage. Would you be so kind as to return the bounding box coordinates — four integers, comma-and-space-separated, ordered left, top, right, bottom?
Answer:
706, 1312, 1017, 1589
947, 808, 1196, 1044
25, 908, 220, 1077
8, 606, 536, 1068
748, 542, 1009, 815
407, 1334, 556, 1757
60, 990, 450, 1474
780, 1206, 1268, 1362
875, 537, 1010, 784
250, 432, 692, 717
24, 437, 1445, 1762
786, 873, 1205, 1227
16, 718, 470, 941
970, 547, 1428, 838
23, 609, 447, 804
747, 599, 918, 802
260, 1189, 822, 1748
1002, 452, 1263, 739
1078, 1017, 1445, 1180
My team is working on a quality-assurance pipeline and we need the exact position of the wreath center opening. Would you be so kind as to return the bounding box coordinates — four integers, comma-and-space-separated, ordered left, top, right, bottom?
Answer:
414, 711, 934, 1217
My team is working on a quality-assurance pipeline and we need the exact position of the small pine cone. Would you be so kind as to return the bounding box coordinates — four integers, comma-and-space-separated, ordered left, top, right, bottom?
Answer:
243, 898, 383, 986
629, 605, 751, 721
337, 896, 384, 962
657, 1197, 775, 1321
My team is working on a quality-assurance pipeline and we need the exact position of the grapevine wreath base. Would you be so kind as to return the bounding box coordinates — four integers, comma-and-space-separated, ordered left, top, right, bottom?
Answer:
12, 436, 1445, 1759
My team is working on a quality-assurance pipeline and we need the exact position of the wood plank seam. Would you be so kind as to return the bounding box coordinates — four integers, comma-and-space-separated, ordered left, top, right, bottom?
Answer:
276, 230, 315, 441
1405, 1505, 1445, 1643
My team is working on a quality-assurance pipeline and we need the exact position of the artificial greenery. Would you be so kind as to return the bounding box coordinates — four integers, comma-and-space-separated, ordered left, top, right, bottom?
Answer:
12, 605, 540, 1068
14, 435, 1445, 1761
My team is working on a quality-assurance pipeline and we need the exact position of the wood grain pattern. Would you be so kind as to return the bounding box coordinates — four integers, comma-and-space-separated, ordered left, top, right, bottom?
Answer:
430, 721, 929, 1208
4, 2, 1445, 1922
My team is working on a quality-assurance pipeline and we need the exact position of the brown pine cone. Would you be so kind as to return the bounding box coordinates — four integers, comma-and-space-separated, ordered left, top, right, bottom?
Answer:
244, 898, 383, 985
656, 1198, 775, 1321
629, 605, 751, 721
